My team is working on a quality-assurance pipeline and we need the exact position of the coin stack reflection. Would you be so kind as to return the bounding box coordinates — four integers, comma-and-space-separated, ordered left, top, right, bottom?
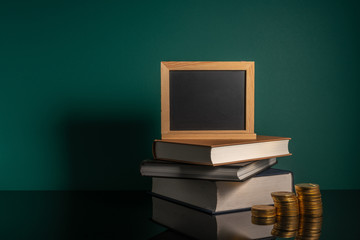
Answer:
251, 216, 276, 225
296, 216, 323, 240
271, 215, 299, 238
295, 183, 323, 217
251, 205, 276, 225
271, 192, 299, 216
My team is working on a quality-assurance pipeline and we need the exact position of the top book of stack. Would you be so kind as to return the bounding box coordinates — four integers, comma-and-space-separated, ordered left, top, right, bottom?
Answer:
153, 135, 291, 166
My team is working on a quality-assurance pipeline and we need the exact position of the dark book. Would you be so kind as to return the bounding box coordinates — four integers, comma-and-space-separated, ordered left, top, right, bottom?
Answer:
151, 168, 293, 214
153, 135, 291, 166
141, 158, 277, 181
152, 197, 276, 240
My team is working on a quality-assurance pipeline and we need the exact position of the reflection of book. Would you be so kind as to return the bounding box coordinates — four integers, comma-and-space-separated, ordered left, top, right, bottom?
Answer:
152, 197, 276, 240
149, 230, 193, 240
152, 168, 293, 214
153, 136, 291, 166
141, 158, 277, 181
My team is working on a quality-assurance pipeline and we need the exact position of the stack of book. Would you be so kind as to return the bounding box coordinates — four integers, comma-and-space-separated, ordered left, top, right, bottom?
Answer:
150, 197, 277, 240
140, 136, 292, 216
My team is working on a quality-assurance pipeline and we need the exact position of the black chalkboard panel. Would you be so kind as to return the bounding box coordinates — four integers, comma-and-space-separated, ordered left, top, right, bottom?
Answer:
170, 70, 246, 131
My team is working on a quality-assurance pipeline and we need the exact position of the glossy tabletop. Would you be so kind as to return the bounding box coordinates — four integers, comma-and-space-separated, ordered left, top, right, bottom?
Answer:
0, 190, 359, 239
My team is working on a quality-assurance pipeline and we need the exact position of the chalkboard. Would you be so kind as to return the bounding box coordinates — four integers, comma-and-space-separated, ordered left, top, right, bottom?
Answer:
170, 70, 246, 130
161, 61, 255, 140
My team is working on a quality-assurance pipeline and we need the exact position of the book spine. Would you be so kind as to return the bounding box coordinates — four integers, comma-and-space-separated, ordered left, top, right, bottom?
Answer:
152, 140, 157, 159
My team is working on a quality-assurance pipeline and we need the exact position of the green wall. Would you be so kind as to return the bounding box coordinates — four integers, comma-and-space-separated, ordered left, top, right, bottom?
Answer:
0, 0, 359, 190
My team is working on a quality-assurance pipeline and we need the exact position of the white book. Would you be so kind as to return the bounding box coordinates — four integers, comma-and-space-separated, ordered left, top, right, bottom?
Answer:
152, 197, 275, 240
153, 136, 291, 166
141, 158, 277, 181
152, 168, 293, 214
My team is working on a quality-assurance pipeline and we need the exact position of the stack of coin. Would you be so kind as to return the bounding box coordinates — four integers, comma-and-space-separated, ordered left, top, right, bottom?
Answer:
271, 192, 299, 216
251, 205, 276, 225
296, 216, 322, 240
271, 215, 299, 238
295, 183, 323, 217
271, 228, 298, 238
274, 216, 299, 231
251, 216, 276, 225
251, 205, 276, 218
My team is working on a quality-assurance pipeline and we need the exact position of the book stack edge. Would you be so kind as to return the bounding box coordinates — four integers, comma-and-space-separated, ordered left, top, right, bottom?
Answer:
140, 136, 292, 214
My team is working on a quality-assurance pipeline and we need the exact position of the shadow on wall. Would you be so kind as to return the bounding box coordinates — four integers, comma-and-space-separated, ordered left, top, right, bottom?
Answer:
62, 114, 155, 190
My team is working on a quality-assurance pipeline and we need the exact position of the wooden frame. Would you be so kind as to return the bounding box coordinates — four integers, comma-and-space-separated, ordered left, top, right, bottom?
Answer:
161, 61, 256, 140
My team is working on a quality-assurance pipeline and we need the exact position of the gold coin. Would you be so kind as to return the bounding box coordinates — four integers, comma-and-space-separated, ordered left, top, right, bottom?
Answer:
296, 187, 320, 191
273, 194, 298, 198
272, 191, 296, 196
276, 205, 299, 209
299, 204, 322, 208
278, 203, 299, 206
277, 206, 300, 209
276, 215, 299, 221
299, 221, 323, 226
274, 199, 298, 203
297, 193, 321, 198
252, 213, 276, 217
275, 204, 299, 208
272, 191, 296, 198
296, 189, 320, 193
276, 209, 299, 212
277, 211, 300, 214
296, 188, 321, 195
300, 213, 323, 217
299, 199, 322, 202
299, 205, 322, 210
300, 208, 323, 212
251, 205, 276, 217
251, 205, 276, 212
251, 216, 276, 225
274, 225, 299, 231
299, 204, 322, 207
296, 190, 321, 194
295, 236, 321, 240
275, 204, 298, 207
276, 217, 299, 228
277, 213, 299, 216
298, 196, 321, 200
299, 200, 321, 205
271, 228, 297, 238
297, 191, 321, 195
298, 224, 322, 231
299, 213, 323, 216
296, 188, 320, 192
297, 231, 322, 237
300, 211, 323, 214
300, 209, 323, 213
299, 205, 322, 209
295, 183, 319, 189
298, 200, 322, 204
274, 199, 298, 202
299, 220, 322, 227
296, 191, 321, 195
299, 217, 323, 223
277, 208, 299, 211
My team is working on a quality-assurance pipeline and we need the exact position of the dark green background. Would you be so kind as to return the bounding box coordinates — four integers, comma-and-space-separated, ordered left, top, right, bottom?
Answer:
0, 0, 359, 190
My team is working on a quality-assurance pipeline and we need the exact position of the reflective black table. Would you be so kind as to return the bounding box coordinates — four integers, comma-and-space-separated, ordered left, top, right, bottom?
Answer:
0, 190, 358, 239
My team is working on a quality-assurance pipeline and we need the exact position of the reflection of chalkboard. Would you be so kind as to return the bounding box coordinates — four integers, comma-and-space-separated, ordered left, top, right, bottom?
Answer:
170, 70, 246, 130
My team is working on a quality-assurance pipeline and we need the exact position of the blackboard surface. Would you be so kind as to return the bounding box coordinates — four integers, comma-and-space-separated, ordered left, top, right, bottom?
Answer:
170, 70, 246, 130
